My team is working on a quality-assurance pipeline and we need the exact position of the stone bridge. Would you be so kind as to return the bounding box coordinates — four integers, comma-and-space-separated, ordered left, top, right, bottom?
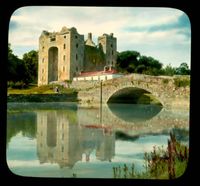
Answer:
71, 73, 190, 109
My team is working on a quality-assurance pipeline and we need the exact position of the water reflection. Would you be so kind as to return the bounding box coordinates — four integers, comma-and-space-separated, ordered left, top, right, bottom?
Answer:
7, 103, 189, 177
36, 110, 115, 168
107, 103, 162, 122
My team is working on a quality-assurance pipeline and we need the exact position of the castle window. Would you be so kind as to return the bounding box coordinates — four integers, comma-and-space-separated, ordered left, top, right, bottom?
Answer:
76, 54, 78, 60
75, 35, 78, 39
63, 55, 65, 61
112, 50, 114, 55
76, 43, 78, 48
63, 66, 65, 72
42, 68, 44, 73
111, 44, 113, 48
50, 37, 56, 42
63, 44, 66, 49
64, 35, 66, 38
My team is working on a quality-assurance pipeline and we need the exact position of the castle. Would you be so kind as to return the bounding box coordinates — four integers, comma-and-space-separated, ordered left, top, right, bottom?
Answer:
38, 26, 117, 86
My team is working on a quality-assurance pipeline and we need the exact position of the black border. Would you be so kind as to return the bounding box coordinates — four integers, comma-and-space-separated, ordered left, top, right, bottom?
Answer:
0, 0, 197, 185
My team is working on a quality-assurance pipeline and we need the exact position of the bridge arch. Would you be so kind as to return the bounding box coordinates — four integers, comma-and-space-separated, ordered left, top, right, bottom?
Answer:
105, 86, 163, 106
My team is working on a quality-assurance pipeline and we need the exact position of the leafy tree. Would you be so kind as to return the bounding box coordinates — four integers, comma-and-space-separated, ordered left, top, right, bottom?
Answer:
116, 51, 140, 73
116, 51, 163, 75
8, 44, 38, 87
163, 64, 176, 76
138, 55, 163, 75
23, 50, 38, 83
8, 43, 27, 83
175, 63, 190, 75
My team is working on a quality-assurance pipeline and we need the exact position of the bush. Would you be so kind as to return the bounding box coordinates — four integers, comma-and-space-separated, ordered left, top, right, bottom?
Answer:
174, 77, 190, 88
8, 81, 28, 89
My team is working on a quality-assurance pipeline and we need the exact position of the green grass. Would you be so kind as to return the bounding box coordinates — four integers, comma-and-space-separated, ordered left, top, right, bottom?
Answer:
8, 84, 76, 95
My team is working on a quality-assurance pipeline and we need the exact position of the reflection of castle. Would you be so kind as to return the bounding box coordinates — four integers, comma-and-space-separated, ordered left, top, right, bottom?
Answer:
36, 110, 115, 168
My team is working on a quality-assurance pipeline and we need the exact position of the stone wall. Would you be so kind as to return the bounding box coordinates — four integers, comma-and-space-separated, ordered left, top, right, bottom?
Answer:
38, 27, 118, 86
75, 74, 190, 110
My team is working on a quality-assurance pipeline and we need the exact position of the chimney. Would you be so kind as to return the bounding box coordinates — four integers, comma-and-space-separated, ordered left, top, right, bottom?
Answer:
88, 33, 92, 40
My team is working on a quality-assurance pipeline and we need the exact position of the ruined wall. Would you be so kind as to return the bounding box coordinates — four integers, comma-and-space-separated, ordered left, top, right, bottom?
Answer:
83, 45, 105, 72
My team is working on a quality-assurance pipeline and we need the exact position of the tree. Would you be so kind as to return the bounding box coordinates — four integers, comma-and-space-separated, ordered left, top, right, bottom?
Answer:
138, 55, 163, 75
23, 50, 38, 83
163, 64, 176, 76
175, 63, 190, 75
8, 43, 27, 83
116, 51, 140, 73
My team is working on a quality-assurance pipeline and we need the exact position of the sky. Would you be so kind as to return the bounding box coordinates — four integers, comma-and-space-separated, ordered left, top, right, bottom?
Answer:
8, 6, 191, 68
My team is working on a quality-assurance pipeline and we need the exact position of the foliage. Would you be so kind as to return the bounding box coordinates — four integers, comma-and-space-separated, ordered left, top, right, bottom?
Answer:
174, 76, 190, 88
116, 51, 163, 75
84, 45, 105, 64
23, 50, 38, 83
116, 50, 140, 73
113, 132, 189, 179
8, 44, 39, 86
7, 112, 37, 145
116, 50, 190, 76
8, 44, 27, 83
162, 64, 176, 76
175, 63, 190, 75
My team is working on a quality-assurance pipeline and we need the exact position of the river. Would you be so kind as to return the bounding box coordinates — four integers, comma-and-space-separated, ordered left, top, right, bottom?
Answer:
6, 102, 189, 178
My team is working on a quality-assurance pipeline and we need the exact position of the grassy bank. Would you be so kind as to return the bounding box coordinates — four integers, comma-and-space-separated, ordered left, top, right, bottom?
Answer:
7, 85, 78, 102
7, 84, 75, 94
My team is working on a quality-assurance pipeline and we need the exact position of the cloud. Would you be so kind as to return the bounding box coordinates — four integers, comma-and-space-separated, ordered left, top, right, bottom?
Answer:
8, 6, 191, 67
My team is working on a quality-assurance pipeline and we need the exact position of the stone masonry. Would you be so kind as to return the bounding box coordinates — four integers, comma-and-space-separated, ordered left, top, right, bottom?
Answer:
38, 26, 117, 86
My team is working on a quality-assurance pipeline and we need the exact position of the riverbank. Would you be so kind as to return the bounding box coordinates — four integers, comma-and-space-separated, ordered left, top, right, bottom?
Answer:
7, 93, 78, 102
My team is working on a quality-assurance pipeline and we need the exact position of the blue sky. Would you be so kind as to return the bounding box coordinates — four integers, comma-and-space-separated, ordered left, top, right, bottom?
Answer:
9, 6, 191, 68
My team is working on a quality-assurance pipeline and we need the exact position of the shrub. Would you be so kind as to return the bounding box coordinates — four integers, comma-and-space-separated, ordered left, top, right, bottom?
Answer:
174, 77, 190, 88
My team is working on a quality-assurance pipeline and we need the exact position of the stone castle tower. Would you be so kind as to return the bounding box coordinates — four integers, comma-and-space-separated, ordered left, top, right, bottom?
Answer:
38, 26, 117, 86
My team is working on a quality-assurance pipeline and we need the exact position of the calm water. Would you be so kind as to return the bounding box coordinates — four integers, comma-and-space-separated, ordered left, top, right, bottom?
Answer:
7, 102, 189, 178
